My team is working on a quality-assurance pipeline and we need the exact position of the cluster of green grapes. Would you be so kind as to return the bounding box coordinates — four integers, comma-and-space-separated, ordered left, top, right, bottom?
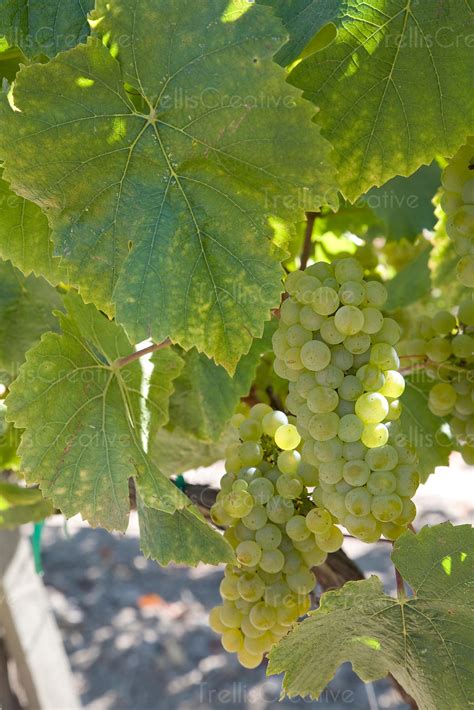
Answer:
440, 140, 474, 287
272, 257, 420, 542
209, 403, 343, 669
399, 301, 474, 464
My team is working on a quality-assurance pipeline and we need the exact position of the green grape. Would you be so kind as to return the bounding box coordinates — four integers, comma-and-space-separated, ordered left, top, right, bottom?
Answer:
365, 444, 398, 471
209, 606, 226, 634
297, 462, 319, 486
255, 523, 282, 550
339, 280, 365, 306
285, 269, 306, 296
301, 546, 328, 567
282, 549, 303, 575
248, 478, 274, 505
221, 628, 244, 653
300, 305, 324, 331
381, 522, 406, 541
284, 346, 304, 371
315, 365, 345, 389
305, 507, 332, 534
378, 370, 405, 399
357, 363, 385, 391
287, 324, 312, 347
276, 600, 300, 626
432, 310, 457, 335
286, 515, 311, 541
259, 549, 285, 573
239, 442, 263, 466
312, 286, 340, 316
361, 307, 384, 334
367, 470, 397, 495
316, 525, 344, 553
362, 423, 389, 448
249, 602, 276, 630
236, 573, 265, 602
319, 458, 344, 484
371, 493, 403, 522
292, 535, 318, 552
343, 459, 370, 486
337, 399, 355, 417
296, 371, 317, 397
307, 385, 339, 413
300, 340, 332, 371
296, 274, 322, 304
277, 450, 302, 475
320, 317, 345, 344
272, 329, 289, 359
338, 414, 364, 442
242, 505, 268, 530
338, 375, 364, 401
452, 334, 474, 359
322, 490, 347, 519
250, 403, 273, 420
243, 631, 273, 655
371, 318, 401, 346
365, 281, 388, 307
345, 487, 372, 517
306, 261, 333, 280
429, 383, 457, 413
237, 649, 263, 669
334, 305, 364, 336
280, 298, 301, 325
334, 257, 364, 284
461, 445, 474, 465
219, 574, 240, 601
266, 495, 295, 524
232, 479, 249, 491
273, 357, 298, 382
223, 489, 254, 518
276, 473, 303, 499
344, 332, 371, 355
342, 440, 367, 459
425, 337, 452, 363
395, 466, 420, 497
394, 498, 417, 526
370, 342, 400, 370
456, 254, 474, 288
355, 392, 389, 424
274, 423, 301, 450
459, 300, 474, 326
386, 399, 402, 421
309, 412, 340, 441
314, 437, 343, 462
286, 568, 316, 594
236, 540, 262, 567
331, 344, 354, 371
344, 514, 381, 542
220, 603, 243, 629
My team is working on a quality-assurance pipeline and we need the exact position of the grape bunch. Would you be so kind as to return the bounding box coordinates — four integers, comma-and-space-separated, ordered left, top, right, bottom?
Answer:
400, 301, 474, 464
272, 257, 420, 543
209, 403, 343, 669
440, 140, 474, 287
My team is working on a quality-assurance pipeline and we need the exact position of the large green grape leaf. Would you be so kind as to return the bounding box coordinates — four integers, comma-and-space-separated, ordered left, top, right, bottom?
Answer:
363, 162, 441, 241
151, 426, 232, 478
0, 260, 61, 381
286, 0, 474, 201
0, 0, 338, 373
400, 375, 450, 482
0, 173, 67, 284
5, 292, 188, 531
256, 0, 341, 66
168, 321, 276, 441
0, 0, 94, 58
138, 496, 234, 567
268, 523, 474, 709
385, 247, 432, 311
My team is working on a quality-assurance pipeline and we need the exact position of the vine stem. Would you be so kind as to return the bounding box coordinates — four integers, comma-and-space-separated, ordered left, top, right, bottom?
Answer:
299, 211, 318, 270
112, 338, 171, 369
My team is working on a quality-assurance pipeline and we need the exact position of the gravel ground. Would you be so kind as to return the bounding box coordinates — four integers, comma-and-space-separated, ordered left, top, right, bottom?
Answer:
38, 458, 473, 710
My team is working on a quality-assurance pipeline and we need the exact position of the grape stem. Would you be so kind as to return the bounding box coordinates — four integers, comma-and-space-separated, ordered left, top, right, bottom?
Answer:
300, 211, 319, 270
112, 339, 171, 369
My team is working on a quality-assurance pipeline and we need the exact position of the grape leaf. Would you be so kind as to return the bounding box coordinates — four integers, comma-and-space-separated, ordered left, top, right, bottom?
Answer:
256, 0, 341, 66
0, 483, 54, 528
0, 0, 94, 58
400, 375, 450, 482
5, 292, 188, 531
0, 172, 67, 284
363, 162, 441, 241
286, 0, 474, 201
168, 321, 275, 441
151, 425, 231, 478
385, 247, 432, 311
0, 44, 26, 81
0, 0, 338, 373
0, 260, 61, 381
268, 523, 474, 709
138, 496, 234, 567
